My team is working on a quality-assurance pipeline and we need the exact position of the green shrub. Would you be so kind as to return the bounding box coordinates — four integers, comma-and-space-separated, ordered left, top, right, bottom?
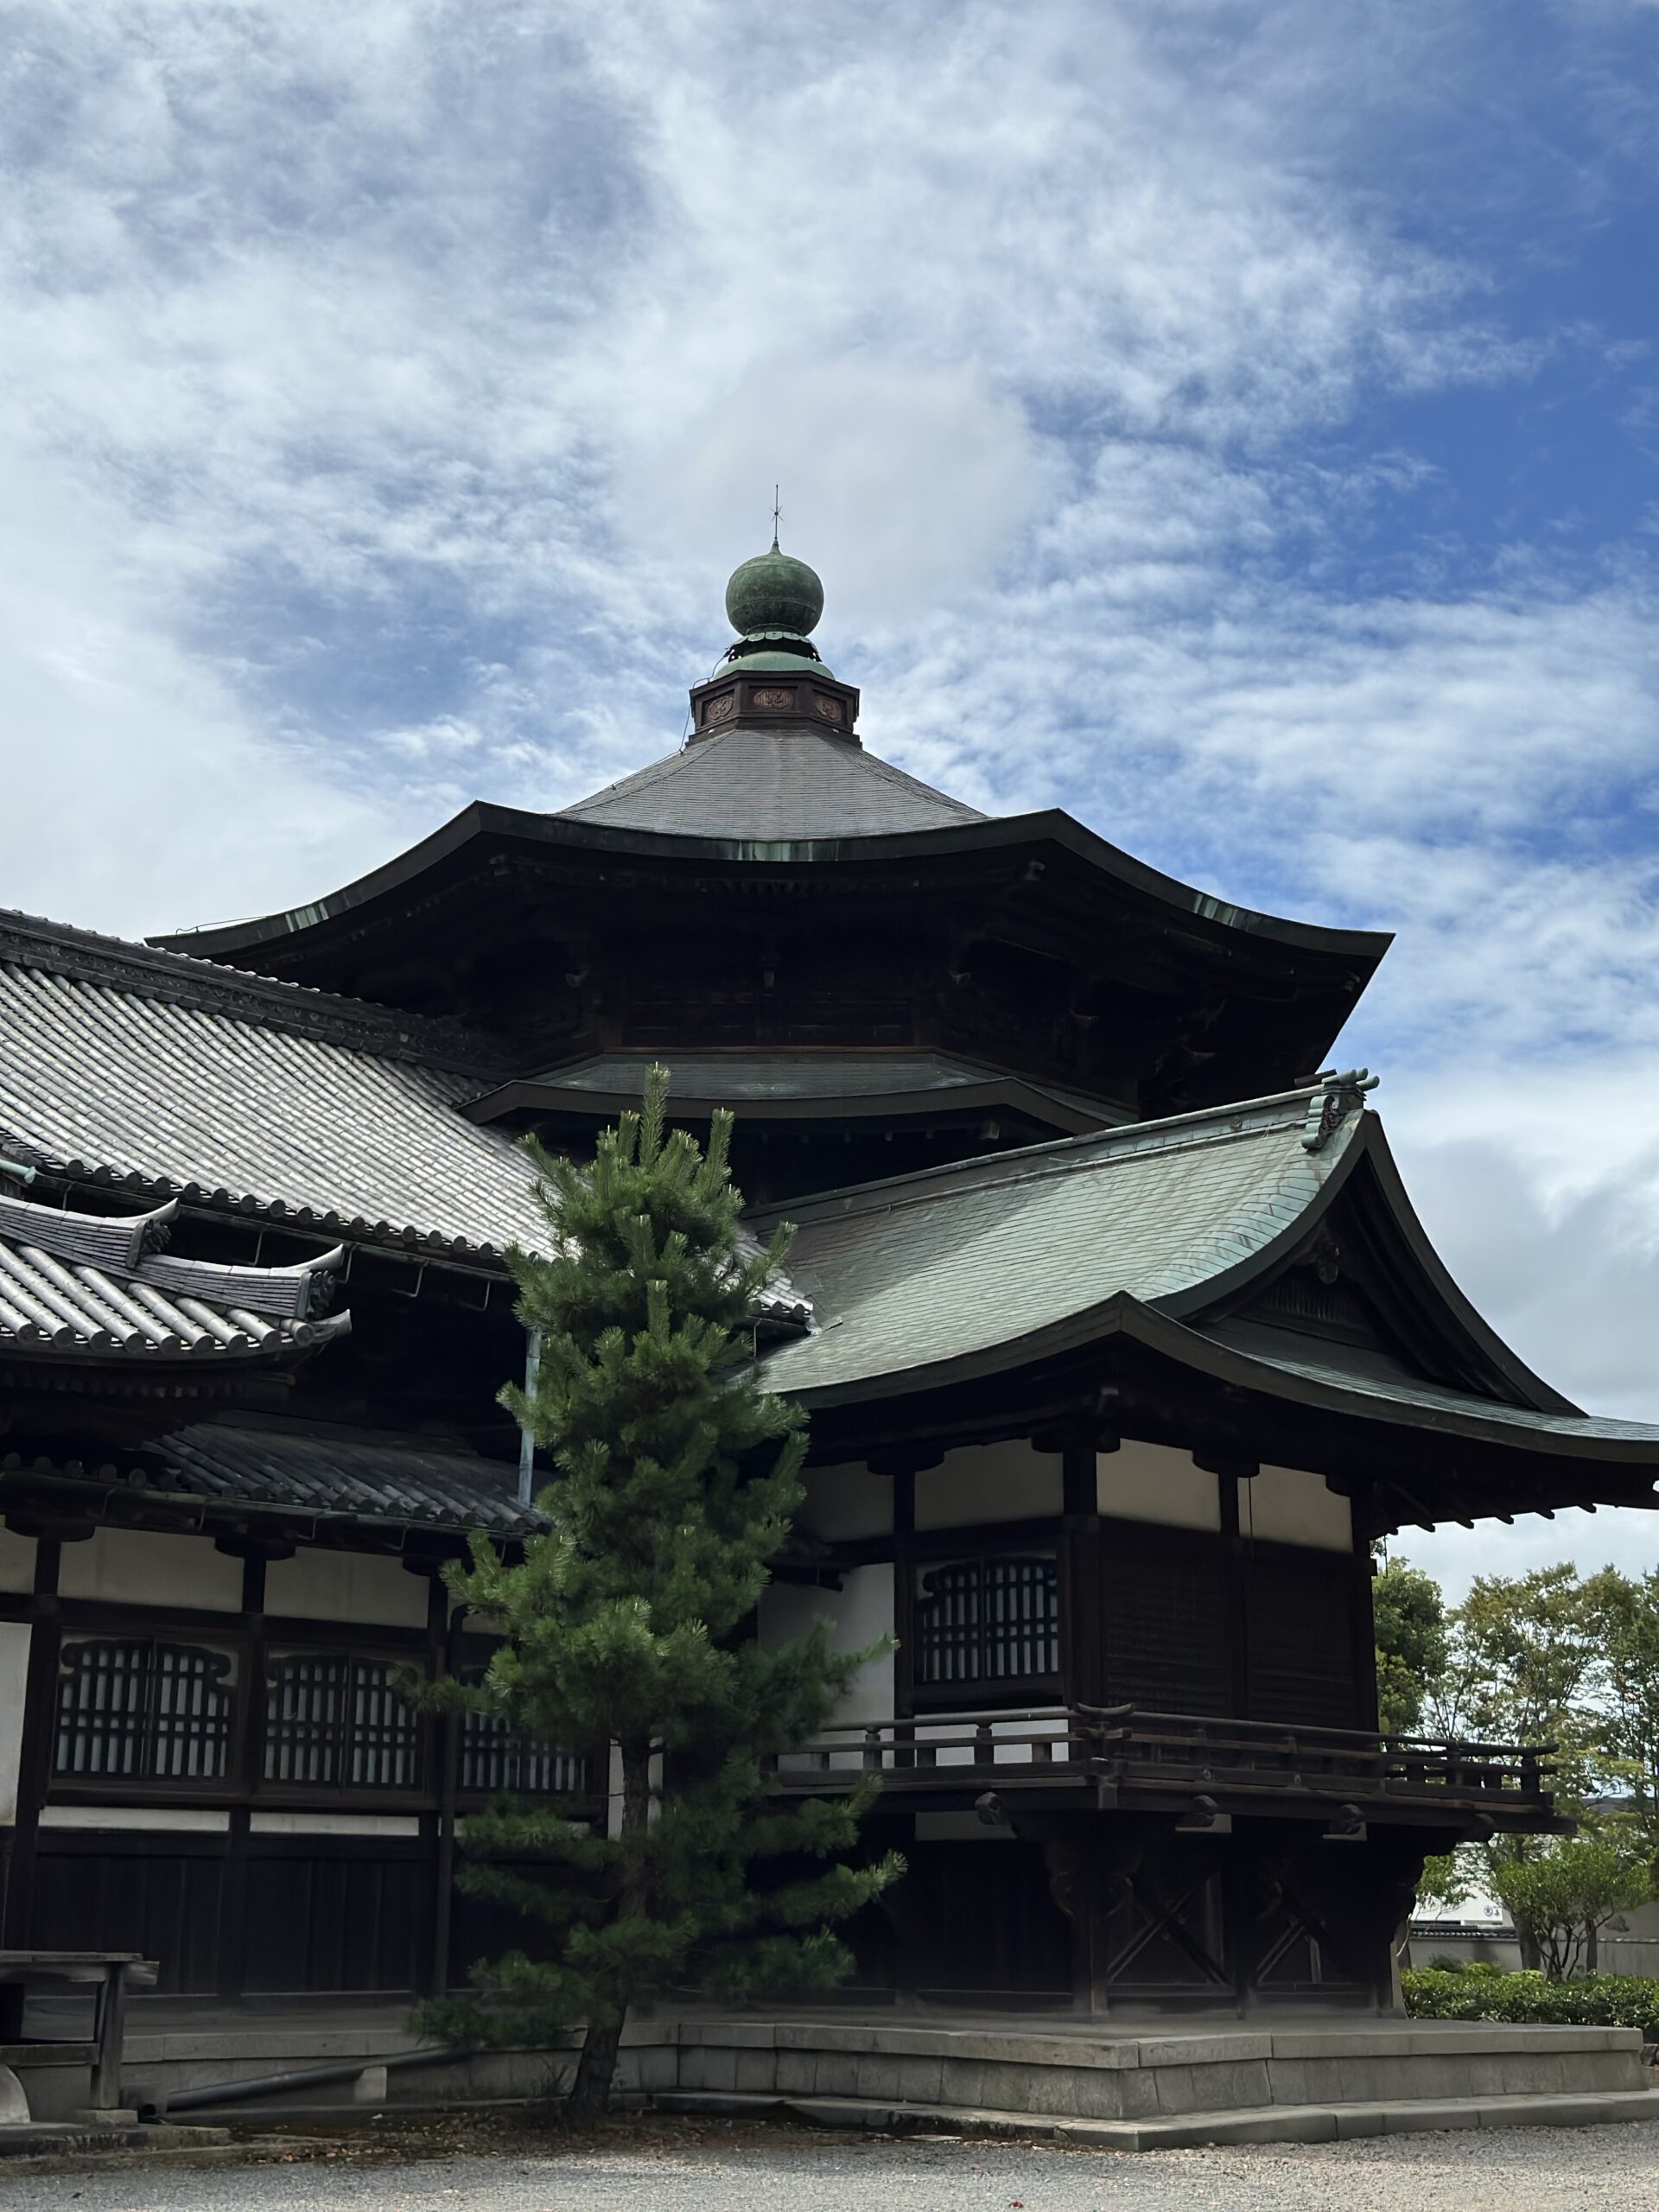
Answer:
1402, 1967, 1659, 2044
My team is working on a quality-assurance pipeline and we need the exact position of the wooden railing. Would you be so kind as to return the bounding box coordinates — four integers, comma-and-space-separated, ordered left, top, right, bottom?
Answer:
761, 1703, 1556, 1813
1084, 1704, 1556, 1811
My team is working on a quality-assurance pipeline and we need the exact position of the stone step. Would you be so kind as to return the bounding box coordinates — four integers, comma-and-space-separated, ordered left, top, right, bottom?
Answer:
0, 2122, 232, 2161
654, 2084, 1659, 2151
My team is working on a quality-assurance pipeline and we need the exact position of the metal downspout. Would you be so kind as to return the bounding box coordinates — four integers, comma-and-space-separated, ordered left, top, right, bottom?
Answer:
517, 1327, 542, 1505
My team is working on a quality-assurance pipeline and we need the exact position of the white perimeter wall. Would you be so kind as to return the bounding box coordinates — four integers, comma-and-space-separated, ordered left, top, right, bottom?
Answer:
758, 1564, 894, 1726
265, 1549, 430, 1627
60, 1526, 242, 1610
0, 1527, 37, 1594
0, 1621, 30, 1823
1096, 1444, 1352, 1551
1243, 1465, 1353, 1551
798, 1463, 891, 1541
916, 1440, 1062, 1529
1098, 1442, 1220, 1529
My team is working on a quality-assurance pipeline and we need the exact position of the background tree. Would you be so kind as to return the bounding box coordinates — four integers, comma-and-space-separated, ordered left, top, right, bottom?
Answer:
430, 1068, 902, 2115
1484, 1833, 1653, 1979
1592, 1568, 1659, 1845
1395, 1560, 1659, 1967
1422, 1563, 1612, 1815
1372, 1550, 1448, 1735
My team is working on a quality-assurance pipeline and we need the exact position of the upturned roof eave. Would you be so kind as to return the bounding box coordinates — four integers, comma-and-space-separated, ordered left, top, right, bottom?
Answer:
776, 1291, 1659, 1471
149, 797, 1392, 972
462, 1067, 1114, 1135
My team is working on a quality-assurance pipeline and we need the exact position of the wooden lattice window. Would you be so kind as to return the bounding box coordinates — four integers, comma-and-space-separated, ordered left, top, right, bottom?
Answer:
54, 1637, 238, 1783
914, 1554, 1059, 1686
264, 1652, 422, 1790
459, 1707, 588, 1796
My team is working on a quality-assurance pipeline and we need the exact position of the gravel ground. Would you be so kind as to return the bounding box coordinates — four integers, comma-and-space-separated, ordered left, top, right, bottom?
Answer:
9, 2116, 1659, 2212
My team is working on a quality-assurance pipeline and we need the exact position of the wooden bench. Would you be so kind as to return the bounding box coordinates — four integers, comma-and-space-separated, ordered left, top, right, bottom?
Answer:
0, 1950, 158, 2115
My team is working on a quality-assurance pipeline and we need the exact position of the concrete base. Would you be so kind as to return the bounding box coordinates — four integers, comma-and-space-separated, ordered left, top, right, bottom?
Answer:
104, 2007, 1659, 2145
0, 2123, 232, 2162
660, 2085, 1659, 2149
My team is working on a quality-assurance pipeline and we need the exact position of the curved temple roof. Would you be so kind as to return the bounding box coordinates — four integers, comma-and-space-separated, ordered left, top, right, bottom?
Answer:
749, 1075, 1659, 1491
0, 922, 540, 1259
554, 725, 987, 840
0, 1185, 348, 1364
0, 913, 809, 1321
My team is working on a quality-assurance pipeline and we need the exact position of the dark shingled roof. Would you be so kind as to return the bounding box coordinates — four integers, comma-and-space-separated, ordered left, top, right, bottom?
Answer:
143, 1420, 541, 1535
556, 728, 986, 840
0, 1418, 543, 1536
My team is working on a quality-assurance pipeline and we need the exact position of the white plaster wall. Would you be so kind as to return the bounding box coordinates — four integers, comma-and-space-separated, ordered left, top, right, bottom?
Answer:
250, 1812, 422, 1837
1243, 1465, 1353, 1552
60, 1527, 242, 1611
39, 1805, 229, 1831
0, 1526, 37, 1594
265, 1548, 429, 1627
0, 1622, 30, 1824
758, 1564, 894, 1726
915, 1441, 1062, 1530
1097, 1442, 1220, 1531
798, 1463, 891, 1541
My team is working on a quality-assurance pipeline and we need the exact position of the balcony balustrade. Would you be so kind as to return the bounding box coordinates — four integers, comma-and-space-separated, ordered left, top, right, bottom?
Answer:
760, 1703, 1558, 1825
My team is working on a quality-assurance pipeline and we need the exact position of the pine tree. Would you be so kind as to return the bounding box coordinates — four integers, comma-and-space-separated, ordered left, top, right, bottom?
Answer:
429, 1067, 903, 2115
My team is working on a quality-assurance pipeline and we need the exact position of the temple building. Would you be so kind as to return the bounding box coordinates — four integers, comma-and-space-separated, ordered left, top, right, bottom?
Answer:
3, 540, 1657, 2020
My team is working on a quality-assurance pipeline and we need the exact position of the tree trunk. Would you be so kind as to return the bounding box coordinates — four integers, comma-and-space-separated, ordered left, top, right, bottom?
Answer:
1586, 1918, 1599, 1974
567, 1738, 653, 2120
569, 2017, 624, 2119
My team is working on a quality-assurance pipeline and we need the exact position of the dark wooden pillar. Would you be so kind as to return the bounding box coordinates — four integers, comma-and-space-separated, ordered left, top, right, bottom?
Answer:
889, 1469, 916, 1720
427, 1569, 461, 1999
2, 1536, 63, 1957
1059, 1439, 1103, 1708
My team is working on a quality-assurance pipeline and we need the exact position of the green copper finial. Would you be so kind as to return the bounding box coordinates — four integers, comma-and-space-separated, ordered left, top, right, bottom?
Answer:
724, 536, 824, 642
772, 483, 781, 553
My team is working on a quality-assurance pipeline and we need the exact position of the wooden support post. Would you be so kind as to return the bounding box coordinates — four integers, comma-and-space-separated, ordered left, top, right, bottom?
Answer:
1060, 1439, 1101, 1707
2, 1541, 61, 1954
891, 1470, 915, 1722
90, 1961, 129, 2113
428, 1571, 460, 1999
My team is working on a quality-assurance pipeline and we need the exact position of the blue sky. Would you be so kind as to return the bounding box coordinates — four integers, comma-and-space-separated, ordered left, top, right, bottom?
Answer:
3, 1, 1658, 1594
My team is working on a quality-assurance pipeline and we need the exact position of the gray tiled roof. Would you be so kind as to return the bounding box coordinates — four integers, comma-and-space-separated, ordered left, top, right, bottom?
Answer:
0, 1190, 348, 1363
0, 916, 812, 1319
754, 1088, 1360, 1399
0, 924, 553, 1257
557, 728, 986, 840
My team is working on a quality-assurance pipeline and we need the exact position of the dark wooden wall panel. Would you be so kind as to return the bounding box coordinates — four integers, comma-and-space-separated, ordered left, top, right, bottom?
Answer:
893, 1841, 1071, 1999
243, 1847, 430, 1994
1098, 1524, 1232, 1714
30, 1841, 223, 1994
1245, 1553, 1362, 1728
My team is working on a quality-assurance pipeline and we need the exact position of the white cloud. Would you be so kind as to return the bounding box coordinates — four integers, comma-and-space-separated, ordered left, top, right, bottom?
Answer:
2, 1, 1659, 1573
